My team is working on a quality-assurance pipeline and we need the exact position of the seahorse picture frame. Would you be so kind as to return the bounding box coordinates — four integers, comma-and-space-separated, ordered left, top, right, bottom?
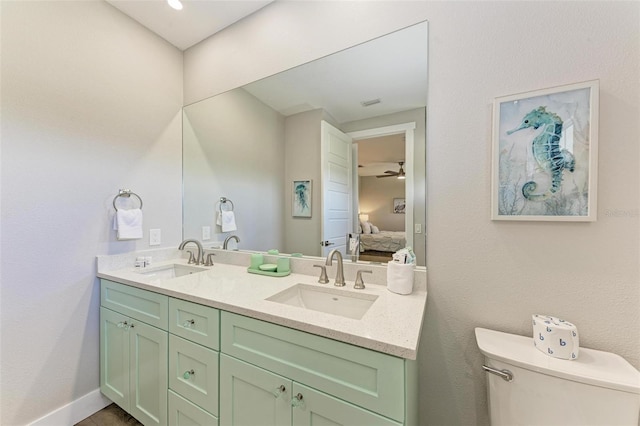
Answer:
491, 80, 599, 221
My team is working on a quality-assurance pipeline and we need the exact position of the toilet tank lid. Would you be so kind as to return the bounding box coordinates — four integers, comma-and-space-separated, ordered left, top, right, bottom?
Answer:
475, 328, 640, 394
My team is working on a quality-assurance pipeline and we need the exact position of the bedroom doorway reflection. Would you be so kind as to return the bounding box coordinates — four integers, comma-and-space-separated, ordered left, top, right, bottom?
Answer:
349, 122, 415, 263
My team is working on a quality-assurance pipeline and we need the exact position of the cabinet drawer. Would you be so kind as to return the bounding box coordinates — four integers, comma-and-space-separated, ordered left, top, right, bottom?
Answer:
101, 280, 168, 329
168, 390, 218, 426
169, 298, 219, 350
169, 334, 219, 416
221, 311, 405, 422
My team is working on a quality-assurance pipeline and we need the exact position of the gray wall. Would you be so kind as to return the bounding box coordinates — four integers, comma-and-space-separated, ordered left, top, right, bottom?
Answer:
283, 110, 324, 256
184, 2, 639, 425
359, 176, 406, 231
1, 1, 183, 423
183, 88, 286, 251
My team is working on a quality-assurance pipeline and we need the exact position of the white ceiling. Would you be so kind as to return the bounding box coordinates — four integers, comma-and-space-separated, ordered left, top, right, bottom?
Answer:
107, 1, 427, 125
112, 1, 427, 174
242, 22, 428, 123
105, 0, 273, 50
357, 134, 406, 177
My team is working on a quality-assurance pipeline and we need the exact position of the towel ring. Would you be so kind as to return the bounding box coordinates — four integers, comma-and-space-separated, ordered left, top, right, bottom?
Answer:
219, 197, 234, 212
113, 189, 143, 211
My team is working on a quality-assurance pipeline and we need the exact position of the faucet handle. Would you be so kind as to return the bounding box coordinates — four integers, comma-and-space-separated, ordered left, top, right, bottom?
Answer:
354, 270, 372, 289
187, 251, 196, 264
313, 265, 329, 284
204, 253, 215, 266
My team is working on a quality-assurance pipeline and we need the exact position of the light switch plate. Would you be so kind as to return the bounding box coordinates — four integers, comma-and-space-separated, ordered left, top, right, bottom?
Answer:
202, 226, 211, 240
149, 228, 161, 246
414, 224, 422, 234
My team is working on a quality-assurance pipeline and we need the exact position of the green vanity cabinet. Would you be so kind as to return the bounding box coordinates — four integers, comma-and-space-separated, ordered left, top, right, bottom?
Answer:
220, 354, 402, 426
220, 311, 415, 426
100, 279, 418, 426
100, 281, 169, 426
167, 298, 220, 425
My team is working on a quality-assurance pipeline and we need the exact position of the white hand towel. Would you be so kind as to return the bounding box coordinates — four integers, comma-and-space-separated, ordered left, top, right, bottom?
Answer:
113, 208, 143, 240
216, 211, 222, 226
221, 210, 237, 232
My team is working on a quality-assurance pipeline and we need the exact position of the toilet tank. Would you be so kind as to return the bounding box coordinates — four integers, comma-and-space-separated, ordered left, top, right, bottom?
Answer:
475, 328, 640, 426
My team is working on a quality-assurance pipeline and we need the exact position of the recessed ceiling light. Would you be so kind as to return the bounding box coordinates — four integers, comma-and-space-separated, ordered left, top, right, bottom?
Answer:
167, 0, 183, 11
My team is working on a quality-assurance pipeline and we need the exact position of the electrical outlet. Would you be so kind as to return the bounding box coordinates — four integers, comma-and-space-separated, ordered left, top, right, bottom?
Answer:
149, 229, 161, 246
202, 226, 211, 240
414, 224, 422, 234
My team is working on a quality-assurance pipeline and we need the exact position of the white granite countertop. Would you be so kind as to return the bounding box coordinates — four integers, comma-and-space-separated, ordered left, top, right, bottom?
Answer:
97, 256, 427, 360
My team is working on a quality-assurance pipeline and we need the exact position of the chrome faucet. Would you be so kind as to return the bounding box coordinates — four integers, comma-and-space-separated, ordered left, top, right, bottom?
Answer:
178, 239, 203, 265
223, 235, 240, 250
325, 249, 345, 287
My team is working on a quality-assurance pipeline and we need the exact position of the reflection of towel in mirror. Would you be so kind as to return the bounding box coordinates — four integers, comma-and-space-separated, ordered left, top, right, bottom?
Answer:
219, 210, 237, 232
113, 209, 143, 240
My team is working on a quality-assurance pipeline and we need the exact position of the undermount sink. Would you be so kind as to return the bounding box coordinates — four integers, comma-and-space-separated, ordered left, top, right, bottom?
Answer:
266, 283, 378, 320
135, 263, 208, 280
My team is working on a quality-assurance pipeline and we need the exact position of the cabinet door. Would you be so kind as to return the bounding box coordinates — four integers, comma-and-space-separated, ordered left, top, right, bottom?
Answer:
100, 307, 130, 411
220, 354, 291, 426
129, 319, 168, 426
292, 383, 402, 426
221, 311, 405, 421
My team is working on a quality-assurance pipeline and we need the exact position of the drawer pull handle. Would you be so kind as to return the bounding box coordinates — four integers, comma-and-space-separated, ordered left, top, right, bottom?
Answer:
117, 321, 133, 330
273, 385, 286, 398
183, 369, 195, 380
291, 393, 304, 408
183, 319, 195, 328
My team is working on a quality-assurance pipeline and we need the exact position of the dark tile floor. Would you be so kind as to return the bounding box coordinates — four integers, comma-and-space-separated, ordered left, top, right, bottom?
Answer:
75, 404, 142, 426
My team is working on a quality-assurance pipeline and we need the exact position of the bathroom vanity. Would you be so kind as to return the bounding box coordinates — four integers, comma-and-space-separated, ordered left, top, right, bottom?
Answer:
97, 250, 427, 426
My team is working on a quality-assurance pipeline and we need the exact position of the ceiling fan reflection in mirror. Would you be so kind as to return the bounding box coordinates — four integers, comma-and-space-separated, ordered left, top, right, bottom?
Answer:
376, 161, 405, 179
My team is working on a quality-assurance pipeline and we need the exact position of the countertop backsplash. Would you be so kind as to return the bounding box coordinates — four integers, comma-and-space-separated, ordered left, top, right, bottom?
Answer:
97, 246, 427, 291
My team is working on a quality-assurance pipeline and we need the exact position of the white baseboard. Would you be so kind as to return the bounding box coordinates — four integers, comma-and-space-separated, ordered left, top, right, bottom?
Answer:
29, 389, 111, 426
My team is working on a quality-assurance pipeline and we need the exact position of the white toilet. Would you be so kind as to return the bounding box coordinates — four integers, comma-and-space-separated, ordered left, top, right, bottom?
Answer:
475, 327, 640, 426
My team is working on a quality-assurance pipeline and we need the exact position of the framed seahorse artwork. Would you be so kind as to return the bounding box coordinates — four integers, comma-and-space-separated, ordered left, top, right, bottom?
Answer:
292, 179, 312, 218
491, 80, 599, 221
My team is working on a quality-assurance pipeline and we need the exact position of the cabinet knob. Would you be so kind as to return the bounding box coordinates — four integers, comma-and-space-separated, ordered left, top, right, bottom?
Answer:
183, 319, 195, 328
183, 369, 195, 380
272, 384, 286, 398
117, 321, 133, 330
291, 393, 304, 408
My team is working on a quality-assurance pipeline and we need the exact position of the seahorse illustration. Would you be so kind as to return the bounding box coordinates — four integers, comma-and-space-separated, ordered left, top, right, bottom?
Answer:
507, 106, 575, 201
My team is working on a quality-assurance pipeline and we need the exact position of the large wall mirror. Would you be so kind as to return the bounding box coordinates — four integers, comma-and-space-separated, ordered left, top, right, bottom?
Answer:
183, 21, 428, 266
